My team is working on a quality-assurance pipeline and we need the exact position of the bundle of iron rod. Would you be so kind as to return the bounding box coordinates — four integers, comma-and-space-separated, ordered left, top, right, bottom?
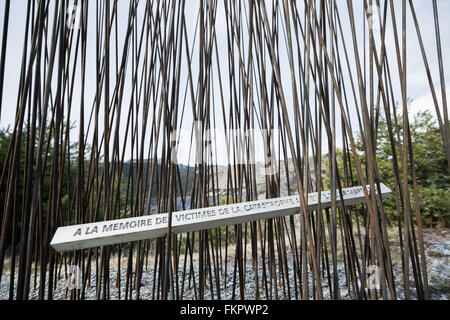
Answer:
0, 0, 448, 300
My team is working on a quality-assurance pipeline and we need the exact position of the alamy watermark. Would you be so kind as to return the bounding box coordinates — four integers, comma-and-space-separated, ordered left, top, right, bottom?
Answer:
65, 265, 82, 290
367, 5, 381, 32
367, 265, 381, 290
66, 4, 81, 30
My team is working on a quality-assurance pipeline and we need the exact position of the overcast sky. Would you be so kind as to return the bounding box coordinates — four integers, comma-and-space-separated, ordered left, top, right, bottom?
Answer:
0, 1, 448, 165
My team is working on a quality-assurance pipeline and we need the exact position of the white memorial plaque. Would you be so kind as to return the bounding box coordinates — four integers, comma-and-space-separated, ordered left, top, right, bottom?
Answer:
50, 184, 391, 252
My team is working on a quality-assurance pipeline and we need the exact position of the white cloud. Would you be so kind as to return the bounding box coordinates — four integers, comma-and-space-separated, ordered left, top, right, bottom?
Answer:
409, 86, 450, 119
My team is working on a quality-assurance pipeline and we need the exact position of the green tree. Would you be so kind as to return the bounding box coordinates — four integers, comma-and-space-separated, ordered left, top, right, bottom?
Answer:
0, 123, 79, 248
356, 110, 449, 227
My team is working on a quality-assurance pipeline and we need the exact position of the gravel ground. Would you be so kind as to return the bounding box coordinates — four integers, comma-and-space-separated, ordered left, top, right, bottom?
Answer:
1, 229, 448, 300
